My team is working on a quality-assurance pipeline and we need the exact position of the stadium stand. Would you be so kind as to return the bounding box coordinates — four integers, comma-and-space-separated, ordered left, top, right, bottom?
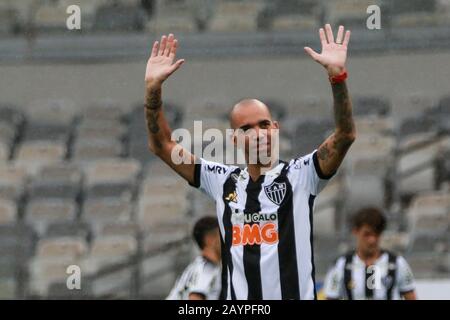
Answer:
0, 0, 449, 300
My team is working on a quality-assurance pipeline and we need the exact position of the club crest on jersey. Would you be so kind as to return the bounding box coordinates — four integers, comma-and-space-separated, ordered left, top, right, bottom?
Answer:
264, 181, 286, 205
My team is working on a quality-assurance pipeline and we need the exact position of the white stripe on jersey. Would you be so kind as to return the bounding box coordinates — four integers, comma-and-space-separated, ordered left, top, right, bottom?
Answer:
166, 256, 221, 300
191, 150, 332, 300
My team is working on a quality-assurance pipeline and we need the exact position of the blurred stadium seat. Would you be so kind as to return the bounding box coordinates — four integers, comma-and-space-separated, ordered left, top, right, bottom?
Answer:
25, 198, 77, 236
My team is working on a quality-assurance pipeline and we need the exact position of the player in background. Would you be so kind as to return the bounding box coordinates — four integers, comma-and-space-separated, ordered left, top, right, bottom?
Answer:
166, 216, 221, 300
323, 207, 417, 300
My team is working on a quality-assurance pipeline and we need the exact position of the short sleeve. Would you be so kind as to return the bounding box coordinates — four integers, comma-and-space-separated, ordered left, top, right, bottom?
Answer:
188, 263, 221, 300
323, 258, 345, 299
396, 256, 416, 294
288, 150, 335, 195
189, 158, 233, 200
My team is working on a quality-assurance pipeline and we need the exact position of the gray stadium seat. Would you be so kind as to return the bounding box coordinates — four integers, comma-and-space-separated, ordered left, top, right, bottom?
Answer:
438, 149, 450, 183
354, 117, 394, 136
0, 122, 16, 147
99, 222, 140, 238
390, 0, 437, 14
89, 235, 137, 267
146, 0, 196, 33
25, 99, 79, 127
0, 104, 24, 129
344, 135, 396, 213
93, 2, 147, 31
314, 176, 345, 236
0, 3, 19, 35
80, 103, 125, 122
83, 158, 141, 200
0, 141, 9, 162
256, 0, 319, 31
73, 139, 123, 162
85, 183, 134, 201
84, 158, 141, 186
392, 93, 434, 123
28, 163, 82, 200
25, 198, 77, 235
326, 0, 375, 29
399, 115, 436, 138
209, 0, 263, 32
0, 165, 27, 201
45, 222, 91, 241
352, 95, 391, 117
0, 224, 36, 286
138, 198, 188, 229
14, 141, 67, 176
77, 120, 127, 142
36, 236, 88, 259
292, 118, 334, 156
405, 191, 450, 253
22, 123, 72, 144
0, 199, 17, 226
33, 2, 70, 32
82, 198, 133, 233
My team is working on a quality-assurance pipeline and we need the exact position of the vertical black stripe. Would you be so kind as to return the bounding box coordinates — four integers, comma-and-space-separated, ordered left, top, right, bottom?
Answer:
344, 252, 354, 300
365, 265, 374, 299
308, 194, 317, 300
221, 168, 240, 300
386, 251, 397, 300
219, 237, 227, 300
275, 171, 300, 300
243, 176, 263, 300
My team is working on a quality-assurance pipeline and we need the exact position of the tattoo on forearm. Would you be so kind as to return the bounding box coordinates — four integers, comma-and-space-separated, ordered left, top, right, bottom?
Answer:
332, 82, 354, 135
144, 86, 164, 149
146, 108, 163, 149
147, 109, 160, 134
145, 87, 162, 110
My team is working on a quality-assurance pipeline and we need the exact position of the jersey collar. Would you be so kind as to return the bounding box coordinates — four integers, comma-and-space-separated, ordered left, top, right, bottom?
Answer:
240, 161, 286, 180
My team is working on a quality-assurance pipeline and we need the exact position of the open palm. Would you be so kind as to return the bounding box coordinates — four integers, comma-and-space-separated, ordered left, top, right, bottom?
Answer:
304, 24, 351, 76
145, 34, 185, 85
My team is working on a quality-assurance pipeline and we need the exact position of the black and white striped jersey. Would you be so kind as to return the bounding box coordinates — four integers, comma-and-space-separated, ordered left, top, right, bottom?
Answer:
190, 150, 333, 300
323, 251, 416, 300
166, 256, 221, 300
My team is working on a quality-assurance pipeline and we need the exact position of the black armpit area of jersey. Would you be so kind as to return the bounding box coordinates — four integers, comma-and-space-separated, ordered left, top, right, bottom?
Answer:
188, 163, 201, 188
312, 151, 336, 180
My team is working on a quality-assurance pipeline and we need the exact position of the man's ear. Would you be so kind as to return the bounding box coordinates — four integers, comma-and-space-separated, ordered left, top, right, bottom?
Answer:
351, 228, 358, 236
273, 121, 279, 129
204, 233, 213, 247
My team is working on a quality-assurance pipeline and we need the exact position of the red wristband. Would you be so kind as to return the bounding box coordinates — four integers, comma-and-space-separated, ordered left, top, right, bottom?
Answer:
329, 70, 348, 84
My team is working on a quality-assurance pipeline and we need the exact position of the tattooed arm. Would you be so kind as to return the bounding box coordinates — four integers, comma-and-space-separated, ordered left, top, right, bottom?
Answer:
304, 24, 356, 176
145, 34, 196, 184
316, 81, 355, 176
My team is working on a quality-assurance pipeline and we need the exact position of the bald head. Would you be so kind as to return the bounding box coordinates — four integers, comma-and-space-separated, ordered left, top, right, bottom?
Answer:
229, 99, 272, 129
